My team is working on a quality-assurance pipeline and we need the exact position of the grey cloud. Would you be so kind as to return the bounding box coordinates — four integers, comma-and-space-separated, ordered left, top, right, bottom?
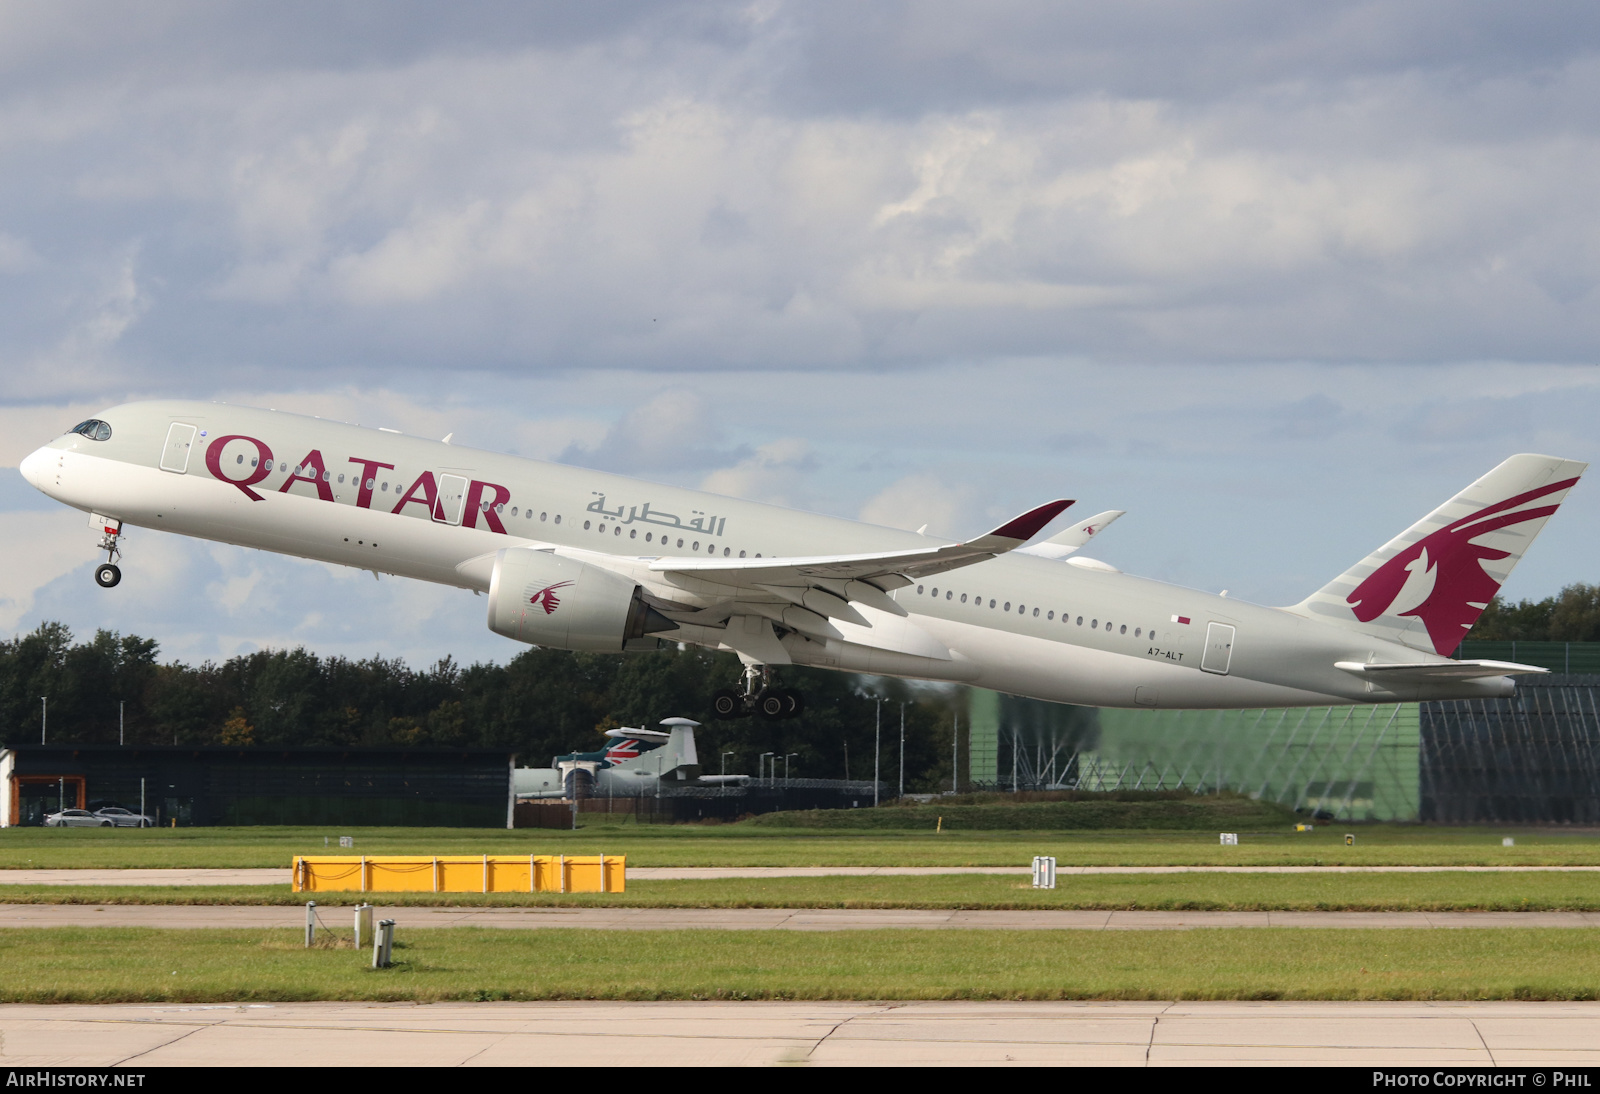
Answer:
3, 3, 1600, 393
553, 389, 752, 475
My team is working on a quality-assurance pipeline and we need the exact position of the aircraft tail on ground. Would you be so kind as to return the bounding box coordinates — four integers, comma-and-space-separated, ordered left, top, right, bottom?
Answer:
1286, 454, 1588, 655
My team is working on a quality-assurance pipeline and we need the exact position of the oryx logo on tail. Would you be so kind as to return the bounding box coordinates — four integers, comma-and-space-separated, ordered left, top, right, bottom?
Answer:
529, 580, 575, 614
1346, 477, 1579, 654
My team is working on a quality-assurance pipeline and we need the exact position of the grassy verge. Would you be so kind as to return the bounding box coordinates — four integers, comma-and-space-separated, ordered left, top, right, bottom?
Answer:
1, 927, 1596, 1002
3, 872, 1599, 910
4, 825, 1599, 869
748, 794, 1297, 829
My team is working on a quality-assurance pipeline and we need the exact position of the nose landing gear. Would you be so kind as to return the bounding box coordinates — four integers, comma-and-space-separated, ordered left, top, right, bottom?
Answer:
91, 515, 123, 588
711, 663, 805, 721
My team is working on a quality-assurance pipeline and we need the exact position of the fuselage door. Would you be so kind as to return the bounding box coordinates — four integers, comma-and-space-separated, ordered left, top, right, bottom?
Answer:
159, 423, 198, 474
433, 473, 468, 525
1201, 622, 1235, 675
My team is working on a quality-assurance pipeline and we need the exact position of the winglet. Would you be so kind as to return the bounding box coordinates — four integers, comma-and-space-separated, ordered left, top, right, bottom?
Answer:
986, 499, 1074, 542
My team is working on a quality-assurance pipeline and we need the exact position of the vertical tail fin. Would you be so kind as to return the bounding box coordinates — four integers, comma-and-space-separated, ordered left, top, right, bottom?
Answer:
1287, 454, 1587, 655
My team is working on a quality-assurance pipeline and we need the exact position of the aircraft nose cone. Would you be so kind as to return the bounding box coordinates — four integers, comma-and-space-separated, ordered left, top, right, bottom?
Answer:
18, 446, 53, 491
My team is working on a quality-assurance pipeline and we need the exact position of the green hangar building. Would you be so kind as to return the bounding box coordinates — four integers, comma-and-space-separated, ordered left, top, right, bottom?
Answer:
966, 642, 1600, 825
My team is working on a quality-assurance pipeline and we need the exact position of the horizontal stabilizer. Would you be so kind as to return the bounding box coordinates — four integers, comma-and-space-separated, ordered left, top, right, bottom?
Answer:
1334, 659, 1548, 683
604, 726, 669, 742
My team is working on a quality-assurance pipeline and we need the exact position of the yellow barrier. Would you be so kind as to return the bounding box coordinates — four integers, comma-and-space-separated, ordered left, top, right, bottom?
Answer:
291, 854, 625, 894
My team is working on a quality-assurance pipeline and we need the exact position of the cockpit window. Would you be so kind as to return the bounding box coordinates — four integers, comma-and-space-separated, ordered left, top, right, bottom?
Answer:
69, 419, 112, 441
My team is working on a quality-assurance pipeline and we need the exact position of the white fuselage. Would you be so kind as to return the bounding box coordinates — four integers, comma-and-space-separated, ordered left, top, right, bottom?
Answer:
20, 400, 1501, 709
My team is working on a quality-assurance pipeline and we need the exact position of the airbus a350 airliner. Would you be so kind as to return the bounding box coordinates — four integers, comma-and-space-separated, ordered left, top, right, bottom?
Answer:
17, 401, 1587, 715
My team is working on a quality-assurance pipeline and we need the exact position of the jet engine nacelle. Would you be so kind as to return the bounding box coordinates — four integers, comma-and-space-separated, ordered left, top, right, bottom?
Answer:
487, 548, 675, 652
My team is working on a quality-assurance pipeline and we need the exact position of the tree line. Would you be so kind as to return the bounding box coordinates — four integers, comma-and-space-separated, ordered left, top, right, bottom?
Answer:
0, 622, 963, 791
1464, 584, 1600, 643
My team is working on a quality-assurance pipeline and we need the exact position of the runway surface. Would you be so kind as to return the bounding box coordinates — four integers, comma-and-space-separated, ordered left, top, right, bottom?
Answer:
3, 864, 1599, 886
4, 1000, 1598, 1066
1, 903, 1596, 929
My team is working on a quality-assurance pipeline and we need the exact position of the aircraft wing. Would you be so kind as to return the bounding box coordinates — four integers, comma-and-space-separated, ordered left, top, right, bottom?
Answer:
1334, 659, 1548, 682
639, 499, 1073, 663
648, 499, 1074, 589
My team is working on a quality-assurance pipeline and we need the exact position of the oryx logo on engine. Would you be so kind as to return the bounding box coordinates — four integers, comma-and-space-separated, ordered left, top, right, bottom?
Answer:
529, 581, 575, 614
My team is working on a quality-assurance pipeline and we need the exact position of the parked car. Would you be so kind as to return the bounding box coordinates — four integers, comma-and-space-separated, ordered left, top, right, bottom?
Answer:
44, 809, 112, 827
93, 806, 153, 828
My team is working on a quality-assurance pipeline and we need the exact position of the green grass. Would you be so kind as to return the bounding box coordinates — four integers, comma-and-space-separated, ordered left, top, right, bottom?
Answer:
3, 824, 1598, 868
2, 927, 1596, 1002
3, 871, 1599, 910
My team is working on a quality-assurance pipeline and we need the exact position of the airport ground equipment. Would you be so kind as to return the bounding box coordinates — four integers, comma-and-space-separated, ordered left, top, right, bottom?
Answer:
1032, 856, 1056, 889
293, 854, 625, 894
355, 904, 373, 947
304, 902, 316, 947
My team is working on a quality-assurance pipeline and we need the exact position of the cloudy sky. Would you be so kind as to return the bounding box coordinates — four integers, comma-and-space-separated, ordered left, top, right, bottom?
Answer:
2, 1, 1598, 666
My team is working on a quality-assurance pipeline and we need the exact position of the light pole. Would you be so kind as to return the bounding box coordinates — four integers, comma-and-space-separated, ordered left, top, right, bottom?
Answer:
40, 696, 47, 745
873, 699, 881, 806
759, 752, 774, 785
784, 753, 797, 781
119, 701, 125, 747
898, 702, 905, 801
952, 713, 958, 793
721, 751, 733, 776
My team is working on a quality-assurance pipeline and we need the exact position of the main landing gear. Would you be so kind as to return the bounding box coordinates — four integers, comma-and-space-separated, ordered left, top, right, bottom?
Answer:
712, 663, 805, 721
92, 516, 123, 588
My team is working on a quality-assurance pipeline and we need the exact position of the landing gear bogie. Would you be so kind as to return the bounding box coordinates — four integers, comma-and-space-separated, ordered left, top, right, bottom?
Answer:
710, 667, 805, 721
